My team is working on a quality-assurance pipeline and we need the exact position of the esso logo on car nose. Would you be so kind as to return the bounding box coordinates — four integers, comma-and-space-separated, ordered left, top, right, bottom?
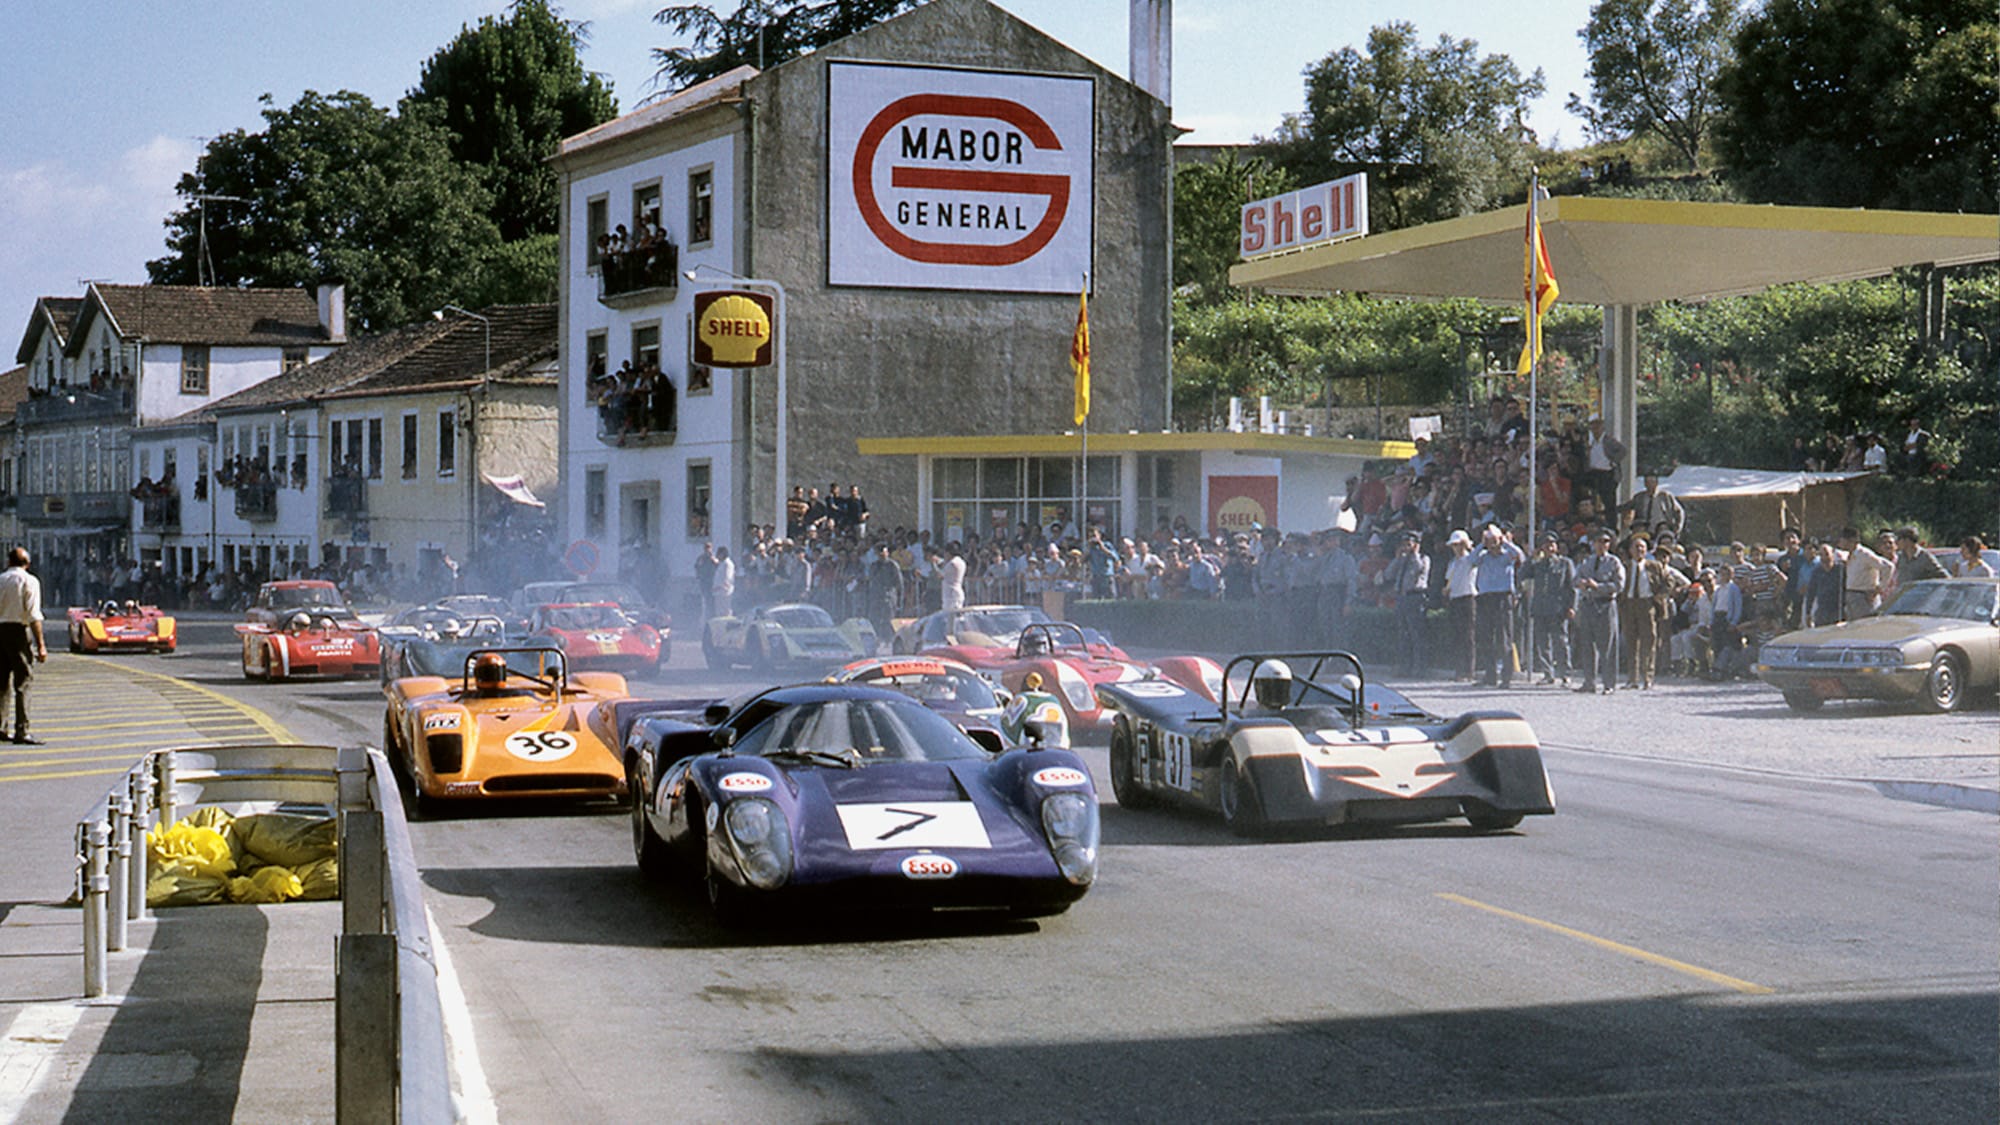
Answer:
718, 772, 772, 793
900, 854, 960, 880
1032, 767, 1088, 787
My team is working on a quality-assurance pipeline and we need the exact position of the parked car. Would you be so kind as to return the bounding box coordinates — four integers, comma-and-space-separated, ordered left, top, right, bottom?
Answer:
1756, 578, 1999, 712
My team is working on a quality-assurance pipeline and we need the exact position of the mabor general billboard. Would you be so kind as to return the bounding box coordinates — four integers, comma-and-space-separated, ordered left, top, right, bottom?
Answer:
828, 61, 1094, 293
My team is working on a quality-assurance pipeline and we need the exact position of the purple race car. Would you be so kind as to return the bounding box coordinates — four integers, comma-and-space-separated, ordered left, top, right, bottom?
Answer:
624, 683, 1100, 923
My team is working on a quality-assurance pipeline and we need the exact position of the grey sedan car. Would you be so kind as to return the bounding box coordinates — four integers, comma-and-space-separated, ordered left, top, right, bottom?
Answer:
1756, 578, 1999, 712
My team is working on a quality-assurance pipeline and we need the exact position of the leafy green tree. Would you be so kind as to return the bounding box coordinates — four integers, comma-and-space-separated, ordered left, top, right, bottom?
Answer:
1173, 152, 1294, 305
651, 0, 921, 92
1714, 0, 2000, 210
406, 1, 617, 243
1567, 0, 1741, 171
1258, 22, 1544, 230
148, 91, 505, 331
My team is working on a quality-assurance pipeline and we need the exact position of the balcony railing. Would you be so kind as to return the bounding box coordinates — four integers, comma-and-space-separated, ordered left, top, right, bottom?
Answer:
592, 379, 677, 448
235, 480, 278, 522
596, 242, 679, 307
326, 476, 367, 519
20, 491, 129, 523
18, 387, 134, 425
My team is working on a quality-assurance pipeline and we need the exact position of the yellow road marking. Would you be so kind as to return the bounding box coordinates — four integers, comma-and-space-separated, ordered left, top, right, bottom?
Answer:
0, 753, 149, 771
1436, 892, 1774, 995
0, 767, 134, 784
66, 660, 295, 742
27, 714, 261, 735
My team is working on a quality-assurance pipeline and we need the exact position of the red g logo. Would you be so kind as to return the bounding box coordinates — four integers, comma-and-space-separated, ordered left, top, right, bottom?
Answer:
851, 94, 1070, 267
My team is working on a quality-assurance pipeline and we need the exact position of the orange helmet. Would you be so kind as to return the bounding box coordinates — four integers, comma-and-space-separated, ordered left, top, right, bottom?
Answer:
473, 653, 509, 693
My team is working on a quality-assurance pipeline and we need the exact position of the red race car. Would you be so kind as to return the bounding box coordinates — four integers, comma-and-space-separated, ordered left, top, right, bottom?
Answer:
238, 608, 381, 681
527, 602, 665, 674
925, 621, 1220, 735
67, 600, 176, 654
246, 579, 354, 628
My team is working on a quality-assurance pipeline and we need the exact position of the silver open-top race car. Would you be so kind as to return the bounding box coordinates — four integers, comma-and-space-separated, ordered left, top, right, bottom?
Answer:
1096, 651, 1556, 835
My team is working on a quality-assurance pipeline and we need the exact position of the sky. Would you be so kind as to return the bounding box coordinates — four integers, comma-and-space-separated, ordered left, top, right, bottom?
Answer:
0, 0, 1597, 349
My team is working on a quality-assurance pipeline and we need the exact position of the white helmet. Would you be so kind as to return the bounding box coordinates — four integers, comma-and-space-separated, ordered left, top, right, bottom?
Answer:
1252, 659, 1294, 710
287, 611, 311, 633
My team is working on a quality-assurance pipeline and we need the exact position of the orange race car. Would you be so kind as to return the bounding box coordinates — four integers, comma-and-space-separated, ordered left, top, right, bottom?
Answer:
381, 646, 630, 812
67, 599, 176, 654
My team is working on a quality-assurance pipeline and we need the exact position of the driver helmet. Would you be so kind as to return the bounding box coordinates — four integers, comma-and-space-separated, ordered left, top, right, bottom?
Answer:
287, 611, 312, 634
1252, 659, 1294, 710
102, 600, 120, 617
437, 616, 464, 639
473, 653, 509, 694
1022, 671, 1045, 691
1021, 630, 1051, 657
124, 600, 140, 615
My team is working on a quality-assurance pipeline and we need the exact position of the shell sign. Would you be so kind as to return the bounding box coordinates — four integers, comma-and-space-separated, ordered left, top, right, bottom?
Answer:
828, 61, 1094, 294
1208, 475, 1279, 536
692, 290, 776, 368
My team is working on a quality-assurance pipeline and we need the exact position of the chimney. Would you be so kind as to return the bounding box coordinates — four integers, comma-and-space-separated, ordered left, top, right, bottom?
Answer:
1129, 0, 1172, 104
316, 282, 347, 344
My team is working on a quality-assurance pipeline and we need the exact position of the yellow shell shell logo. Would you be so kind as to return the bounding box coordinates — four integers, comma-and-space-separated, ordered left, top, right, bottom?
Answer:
698, 293, 771, 365
1216, 495, 1268, 530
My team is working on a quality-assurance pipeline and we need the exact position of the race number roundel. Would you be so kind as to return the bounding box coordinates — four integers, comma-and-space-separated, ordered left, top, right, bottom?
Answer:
505, 730, 577, 762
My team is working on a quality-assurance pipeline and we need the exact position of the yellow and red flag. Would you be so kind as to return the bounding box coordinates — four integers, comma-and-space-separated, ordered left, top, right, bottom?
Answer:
1516, 190, 1560, 376
1069, 287, 1091, 425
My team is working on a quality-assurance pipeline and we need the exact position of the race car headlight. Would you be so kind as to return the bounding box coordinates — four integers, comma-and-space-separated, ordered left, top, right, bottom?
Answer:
722, 797, 792, 890
1040, 792, 1099, 885
1050, 664, 1094, 712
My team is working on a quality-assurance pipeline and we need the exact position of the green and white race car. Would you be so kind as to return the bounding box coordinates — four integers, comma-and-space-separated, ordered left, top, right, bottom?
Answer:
702, 602, 878, 673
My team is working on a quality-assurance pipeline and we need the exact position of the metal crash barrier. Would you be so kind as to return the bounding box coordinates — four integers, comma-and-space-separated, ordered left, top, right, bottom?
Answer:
75, 744, 455, 1123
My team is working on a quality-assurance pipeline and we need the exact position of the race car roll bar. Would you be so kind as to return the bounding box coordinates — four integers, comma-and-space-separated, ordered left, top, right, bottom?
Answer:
1220, 652, 1367, 726
74, 745, 454, 1123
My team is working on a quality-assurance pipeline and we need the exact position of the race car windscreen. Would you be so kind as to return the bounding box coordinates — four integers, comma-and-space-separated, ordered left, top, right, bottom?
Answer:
563, 582, 650, 609
862, 667, 999, 711
546, 604, 629, 630
762, 605, 836, 630
735, 698, 988, 762
268, 585, 348, 612
950, 607, 1049, 645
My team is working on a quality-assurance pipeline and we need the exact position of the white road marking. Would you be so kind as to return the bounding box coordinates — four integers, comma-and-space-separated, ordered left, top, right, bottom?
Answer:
0, 1002, 85, 1122
429, 908, 496, 1125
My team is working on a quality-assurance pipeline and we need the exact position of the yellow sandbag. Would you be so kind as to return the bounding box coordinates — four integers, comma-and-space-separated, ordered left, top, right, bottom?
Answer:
147, 866, 229, 907
182, 806, 234, 831
147, 822, 235, 880
232, 814, 337, 868
228, 865, 303, 904
295, 856, 340, 901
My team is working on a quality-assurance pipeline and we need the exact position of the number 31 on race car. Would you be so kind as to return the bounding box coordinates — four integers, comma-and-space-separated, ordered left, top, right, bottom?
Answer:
506, 730, 577, 761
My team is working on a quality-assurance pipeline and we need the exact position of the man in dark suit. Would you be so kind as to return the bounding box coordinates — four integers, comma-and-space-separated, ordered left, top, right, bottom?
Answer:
1572, 529, 1624, 694
1616, 535, 1673, 689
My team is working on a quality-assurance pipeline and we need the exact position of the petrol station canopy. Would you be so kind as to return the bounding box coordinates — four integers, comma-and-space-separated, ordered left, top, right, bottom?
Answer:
1229, 196, 1999, 306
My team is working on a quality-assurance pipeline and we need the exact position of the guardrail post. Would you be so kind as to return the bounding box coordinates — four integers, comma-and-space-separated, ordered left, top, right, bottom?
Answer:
107, 791, 130, 952
336, 933, 398, 1125
341, 810, 385, 937
128, 768, 152, 922
82, 820, 108, 998
154, 750, 179, 828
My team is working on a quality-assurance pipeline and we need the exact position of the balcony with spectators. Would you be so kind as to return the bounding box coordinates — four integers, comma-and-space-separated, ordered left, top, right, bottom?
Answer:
595, 222, 679, 308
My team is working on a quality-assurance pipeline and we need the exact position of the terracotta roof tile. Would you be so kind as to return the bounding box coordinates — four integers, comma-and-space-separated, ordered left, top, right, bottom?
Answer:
83, 284, 328, 349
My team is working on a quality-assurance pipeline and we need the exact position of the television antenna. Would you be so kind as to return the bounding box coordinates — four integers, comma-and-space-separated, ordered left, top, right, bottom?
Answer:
196, 194, 249, 287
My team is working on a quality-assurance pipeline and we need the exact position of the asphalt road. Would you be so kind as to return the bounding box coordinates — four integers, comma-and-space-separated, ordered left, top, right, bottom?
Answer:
20, 620, 2000, 1122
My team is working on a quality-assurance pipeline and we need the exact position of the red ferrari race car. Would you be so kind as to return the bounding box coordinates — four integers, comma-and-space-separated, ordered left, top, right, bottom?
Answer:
926, 621, 1221, 736
526, 602, 666, 674
67, 600, 176, 654
238, 609, 381, 681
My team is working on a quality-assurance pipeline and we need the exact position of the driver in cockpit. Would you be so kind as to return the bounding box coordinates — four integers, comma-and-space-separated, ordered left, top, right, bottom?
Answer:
1250, 659, 1295, 711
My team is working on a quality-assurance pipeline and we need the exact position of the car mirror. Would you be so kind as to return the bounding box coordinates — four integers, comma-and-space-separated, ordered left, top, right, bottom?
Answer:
1023, 719, 1059, 749
712, 726, 738, 749
1339, 673, 1364, 726
702, 702, 732, 725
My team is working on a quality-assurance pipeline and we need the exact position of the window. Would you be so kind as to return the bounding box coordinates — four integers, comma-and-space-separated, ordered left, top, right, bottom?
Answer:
401, 413, 419, 479
437, 409, 457, 477
585, 332, 608, 380
930, 455, 1121, 540
632, 323, 660, 371
282, 347, 308, 372
341, 419, 363, 472
181, 345, 210, 394
585, 466, 607, 537
687, 461, 711, 537
586, 195, 608, 268
366, 417, 383, 479
632, 182, 662, 236
688, 167, 713, 245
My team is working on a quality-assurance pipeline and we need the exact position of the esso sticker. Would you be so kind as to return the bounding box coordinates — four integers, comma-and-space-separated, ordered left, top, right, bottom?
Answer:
1032, 767, 1088, 787
717, 772, 772, 793
504, 731, 576, 761
422, 713, 460, 730
900, 854, 960, 880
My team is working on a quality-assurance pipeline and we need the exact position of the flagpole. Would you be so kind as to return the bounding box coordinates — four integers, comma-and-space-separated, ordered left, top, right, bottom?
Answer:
1525, 171, 1540, 682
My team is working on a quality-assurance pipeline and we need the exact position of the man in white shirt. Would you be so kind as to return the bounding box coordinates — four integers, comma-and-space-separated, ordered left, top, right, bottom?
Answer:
938, 546, 967, 611
1835, 526, 1891, 620
711, 547, 736, 618
0, 548, 48, 744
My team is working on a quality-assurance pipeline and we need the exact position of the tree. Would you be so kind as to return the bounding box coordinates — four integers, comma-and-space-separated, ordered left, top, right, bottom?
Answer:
1173, 152, 1294, 305
1714, 0, 1999, 210
1567, 0, 1741, 171
650, 0, 921, 92
406, 1, 617, 242
1258, 22, 1544, 231
148, 91, 506, 331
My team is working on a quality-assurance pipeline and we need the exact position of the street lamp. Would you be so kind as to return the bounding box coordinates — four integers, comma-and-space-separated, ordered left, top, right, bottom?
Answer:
433, 305, 490, 376
683, 264, 788, 548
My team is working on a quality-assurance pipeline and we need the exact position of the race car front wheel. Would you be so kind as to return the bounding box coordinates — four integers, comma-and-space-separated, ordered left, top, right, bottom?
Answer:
630, 764, 672, 880
1219, 758, 1263, 837
1108, 720, 1152, 810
